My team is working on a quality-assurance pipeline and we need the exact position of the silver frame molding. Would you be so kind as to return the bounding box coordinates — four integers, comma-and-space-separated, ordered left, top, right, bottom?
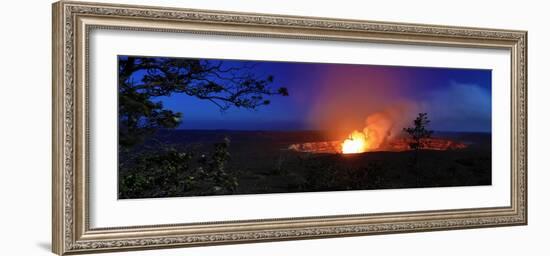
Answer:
52, 1, 527, 255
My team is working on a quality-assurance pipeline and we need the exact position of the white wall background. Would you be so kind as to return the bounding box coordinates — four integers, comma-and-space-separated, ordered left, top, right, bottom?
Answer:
0, 0, 547, 255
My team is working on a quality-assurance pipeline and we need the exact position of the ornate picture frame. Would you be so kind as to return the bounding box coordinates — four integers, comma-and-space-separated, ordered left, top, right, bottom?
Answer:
52, 1, 527, 255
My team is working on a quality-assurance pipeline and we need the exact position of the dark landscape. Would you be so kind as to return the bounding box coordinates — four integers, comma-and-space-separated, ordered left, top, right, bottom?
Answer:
117, 55, 492, 199
119, 130, 491, 198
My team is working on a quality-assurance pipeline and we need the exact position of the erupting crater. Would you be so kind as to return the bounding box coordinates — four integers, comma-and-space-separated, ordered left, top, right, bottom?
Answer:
290, 111, 468, 154
288, 136, 467, 154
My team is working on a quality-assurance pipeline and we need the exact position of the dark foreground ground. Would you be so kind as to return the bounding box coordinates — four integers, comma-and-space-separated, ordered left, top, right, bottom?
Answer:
119, 130, 491, 198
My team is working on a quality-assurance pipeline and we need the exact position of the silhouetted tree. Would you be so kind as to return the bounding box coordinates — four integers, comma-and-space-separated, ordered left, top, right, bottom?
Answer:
403, 113, 433, 184
118, 56, 289, 150
403, 112, 433, 151
118, 56, 289, 198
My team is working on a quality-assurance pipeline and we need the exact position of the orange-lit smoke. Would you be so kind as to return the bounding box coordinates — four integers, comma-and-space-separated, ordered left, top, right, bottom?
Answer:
340, 107, 414, 154
304, 65, 426, 152
306, 64, 422, 138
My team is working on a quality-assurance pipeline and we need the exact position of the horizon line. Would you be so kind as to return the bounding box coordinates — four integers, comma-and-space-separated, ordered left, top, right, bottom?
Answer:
163, 128, 492, 134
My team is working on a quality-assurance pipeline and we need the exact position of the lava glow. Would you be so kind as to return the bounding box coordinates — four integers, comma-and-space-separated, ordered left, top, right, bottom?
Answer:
341, 111, 396, 154
341, 131, 369, 154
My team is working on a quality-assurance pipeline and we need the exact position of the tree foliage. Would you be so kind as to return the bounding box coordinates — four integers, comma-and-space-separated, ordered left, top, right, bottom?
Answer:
118, 56, 288, 198
403, 113, 433, 184
403, 112, 433, 151
119, 137, 239, 198
118, 56, 289, 149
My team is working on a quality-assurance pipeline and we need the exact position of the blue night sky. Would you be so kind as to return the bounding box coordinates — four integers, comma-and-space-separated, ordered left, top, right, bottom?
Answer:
122, 56, 492, 133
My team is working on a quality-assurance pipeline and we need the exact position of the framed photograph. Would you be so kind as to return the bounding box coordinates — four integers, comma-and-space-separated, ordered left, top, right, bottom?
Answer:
52, 1, 527, 255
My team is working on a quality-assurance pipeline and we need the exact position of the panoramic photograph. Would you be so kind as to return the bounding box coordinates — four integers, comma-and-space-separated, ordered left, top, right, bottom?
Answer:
117, 55, 492, 199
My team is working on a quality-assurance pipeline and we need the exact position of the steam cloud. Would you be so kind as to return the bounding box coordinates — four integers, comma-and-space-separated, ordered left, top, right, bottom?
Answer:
309, 69, 490, 148
424, 81, 491, 132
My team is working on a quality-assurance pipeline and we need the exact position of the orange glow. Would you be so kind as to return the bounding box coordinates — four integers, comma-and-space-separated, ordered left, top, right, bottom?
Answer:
341, 111, 396, 154
341, 131, 369, 154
